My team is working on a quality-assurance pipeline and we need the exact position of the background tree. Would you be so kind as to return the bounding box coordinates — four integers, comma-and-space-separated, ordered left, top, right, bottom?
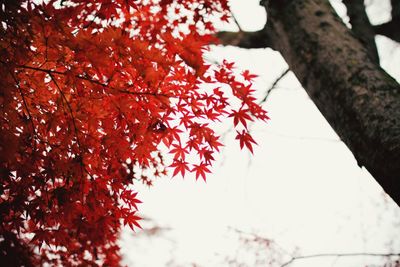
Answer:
218, 0, 400, 206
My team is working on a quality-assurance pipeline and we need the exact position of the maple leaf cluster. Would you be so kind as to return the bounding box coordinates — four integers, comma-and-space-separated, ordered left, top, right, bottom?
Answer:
0, 0, 268, 266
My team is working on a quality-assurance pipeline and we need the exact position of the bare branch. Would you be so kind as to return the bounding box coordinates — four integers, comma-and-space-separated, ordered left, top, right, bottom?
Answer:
373, 0, 400, 42
231, 11, 243, 32
342, 0, 379, 63
216, 30, 271, 49
373, 20, 400, 42
280, 252, 400, 267
391, 0, 400, 20
259, 68, 290, 105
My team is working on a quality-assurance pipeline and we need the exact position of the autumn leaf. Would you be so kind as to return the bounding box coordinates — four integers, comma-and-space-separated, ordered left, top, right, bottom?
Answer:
229, 108, 254, 129
242, 70, 258, 81
191, 162, 211, 181
170, 159, 190, 177
235, 130, 258, 154
170, 143, 189, 160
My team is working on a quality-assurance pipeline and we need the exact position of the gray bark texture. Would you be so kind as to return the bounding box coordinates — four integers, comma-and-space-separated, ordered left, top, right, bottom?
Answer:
218, 0, 400, 206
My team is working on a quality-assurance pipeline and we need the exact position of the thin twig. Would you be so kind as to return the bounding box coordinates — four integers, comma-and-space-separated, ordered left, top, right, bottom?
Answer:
48, 73, 81, 148
280, 252, 400, 267
259, 68, 290, 105
231, 12, 243, 32
231, 228, 293, 257
49, 73, 94, 181
8, 70, 37, 150
9, 63, 176, 98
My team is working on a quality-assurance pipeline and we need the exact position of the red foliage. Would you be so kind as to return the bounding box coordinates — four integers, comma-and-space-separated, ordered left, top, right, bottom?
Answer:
0, 0, 268, 265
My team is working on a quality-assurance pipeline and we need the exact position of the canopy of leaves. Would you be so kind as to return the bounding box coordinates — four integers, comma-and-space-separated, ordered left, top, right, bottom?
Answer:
0, 0, 268, 265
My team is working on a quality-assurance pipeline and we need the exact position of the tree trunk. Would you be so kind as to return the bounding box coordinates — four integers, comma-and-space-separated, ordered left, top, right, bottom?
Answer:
219, 0, 400, 206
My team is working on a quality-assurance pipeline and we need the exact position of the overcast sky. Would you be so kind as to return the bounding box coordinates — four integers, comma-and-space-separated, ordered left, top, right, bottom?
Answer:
120, 1, 400, 266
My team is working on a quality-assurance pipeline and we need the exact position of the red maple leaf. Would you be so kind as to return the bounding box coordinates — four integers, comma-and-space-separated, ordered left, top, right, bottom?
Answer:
170, 143, 189, 160
235, 130, 258, 154
229, 108, 254, 129
170, 159, 190, 177
242, 70, 258, 81
191, 163, 211, 181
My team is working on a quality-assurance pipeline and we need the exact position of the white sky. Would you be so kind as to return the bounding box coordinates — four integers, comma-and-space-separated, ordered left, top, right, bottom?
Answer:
120, 1, 400, 266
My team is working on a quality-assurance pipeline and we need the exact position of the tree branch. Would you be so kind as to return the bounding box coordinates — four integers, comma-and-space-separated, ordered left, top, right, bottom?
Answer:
372, 0, 400, 42
49, 73, 95, 181
342, 0, 379, 63
216, 30, 272, 49
48, 73, 82, 148
9, 63, 173, 98
259, 68, 290, 105
280, 252, 400, 267
231, 11, 243, 32
374, 19, 400, 42
233, 228, 400, 267
391, 0, 400, 20
8, 70, 37, 151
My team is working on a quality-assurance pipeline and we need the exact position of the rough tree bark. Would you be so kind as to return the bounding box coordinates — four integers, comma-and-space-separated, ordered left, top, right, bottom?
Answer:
218, 0, 400, 206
